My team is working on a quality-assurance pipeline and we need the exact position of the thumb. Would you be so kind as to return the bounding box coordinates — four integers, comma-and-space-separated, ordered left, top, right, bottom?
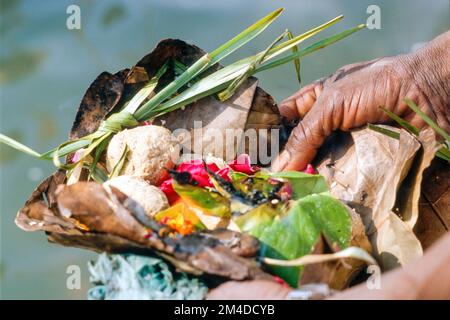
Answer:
273, 95, 338, 171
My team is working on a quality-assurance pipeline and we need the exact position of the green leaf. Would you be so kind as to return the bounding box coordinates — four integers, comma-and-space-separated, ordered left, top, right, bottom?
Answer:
270, 171, 329, 199
235, 194, 352, 287
173, 181, 231, 217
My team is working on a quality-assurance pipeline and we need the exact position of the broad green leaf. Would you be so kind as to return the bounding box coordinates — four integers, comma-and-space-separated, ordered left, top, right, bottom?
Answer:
270, 171, 329, 199
235, 194, 352, 287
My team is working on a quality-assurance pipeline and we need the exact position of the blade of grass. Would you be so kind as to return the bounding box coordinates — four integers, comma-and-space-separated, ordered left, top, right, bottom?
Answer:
52, 133, 111, 169
368, 123, 400, 139
256, 24, 366, 73
173, 59, 187, 76
209, 8, 284, 64
149, 24, 365, 118
404, 99, 450, 141
109, 145, 129, 178
436, 147, 450, 162
287, 30, 301, 84
0, 133, 93, 160
123, 61, 169, 114
218, 29, 289, 101
83, 162, 108, 183
437, 147, 450, 160
41, 139, 92, 159
261, 15, 344, 64
135, 8, 284, 121
0, 133, 42, 158
89, 136, 110, 180
380, 106, 420, 135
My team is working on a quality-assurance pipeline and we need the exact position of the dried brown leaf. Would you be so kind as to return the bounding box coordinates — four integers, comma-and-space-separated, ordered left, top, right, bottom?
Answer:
316, 126, 430, 270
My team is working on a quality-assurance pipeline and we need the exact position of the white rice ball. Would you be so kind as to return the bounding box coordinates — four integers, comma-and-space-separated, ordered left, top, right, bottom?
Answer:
106, 125, 179, 184
104, 175, 169, 217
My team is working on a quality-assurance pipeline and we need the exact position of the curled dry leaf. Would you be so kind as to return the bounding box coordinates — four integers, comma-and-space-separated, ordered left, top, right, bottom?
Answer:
395, 129, 439, 229
16, 175, 269, 282
316, 126, 438, 270
70, 70, 128, 140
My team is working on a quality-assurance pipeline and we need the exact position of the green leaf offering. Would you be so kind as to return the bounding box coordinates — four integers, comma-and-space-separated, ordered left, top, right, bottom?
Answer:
235, 194, 352, 287
172, 181, 231, 218
270, 171, 329, 199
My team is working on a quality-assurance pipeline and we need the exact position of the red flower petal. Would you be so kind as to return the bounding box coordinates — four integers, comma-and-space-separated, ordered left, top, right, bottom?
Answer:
228, 154, 259, 174
159, 179, 180, 204
216, 167, 231, 181
176, 159, 221, 187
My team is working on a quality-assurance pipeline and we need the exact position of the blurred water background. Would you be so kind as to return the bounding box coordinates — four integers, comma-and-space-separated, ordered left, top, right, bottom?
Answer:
0, 0, 448, 299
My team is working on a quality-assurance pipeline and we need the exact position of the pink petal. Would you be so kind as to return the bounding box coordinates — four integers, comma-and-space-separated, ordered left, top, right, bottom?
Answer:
303, 164, 316, 174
